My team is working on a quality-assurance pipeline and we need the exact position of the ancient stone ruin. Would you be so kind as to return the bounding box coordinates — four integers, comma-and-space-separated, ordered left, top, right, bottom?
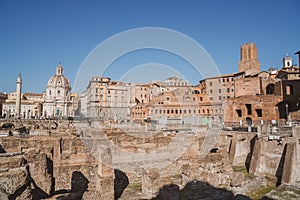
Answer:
1, 120, 300, 199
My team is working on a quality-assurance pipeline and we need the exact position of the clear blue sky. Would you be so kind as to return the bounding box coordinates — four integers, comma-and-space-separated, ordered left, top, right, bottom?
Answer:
0, 0, 299, 93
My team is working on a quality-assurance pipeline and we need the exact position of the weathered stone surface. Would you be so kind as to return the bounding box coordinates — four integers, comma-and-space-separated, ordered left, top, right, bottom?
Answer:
24, 150, 54, 197
230, 172, 245, 187
0, 169, 32, 200
82, 190, 101, 200
249, 137, 287, 177
1, 126, 300, 200
264, 184, 300, 200
0, 135, 112, 199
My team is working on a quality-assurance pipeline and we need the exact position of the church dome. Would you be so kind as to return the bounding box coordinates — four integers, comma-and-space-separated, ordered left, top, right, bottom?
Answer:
47, 64, 71, 89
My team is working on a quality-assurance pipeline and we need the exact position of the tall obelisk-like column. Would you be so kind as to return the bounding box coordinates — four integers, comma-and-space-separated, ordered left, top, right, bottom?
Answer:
15, 73, 22, 118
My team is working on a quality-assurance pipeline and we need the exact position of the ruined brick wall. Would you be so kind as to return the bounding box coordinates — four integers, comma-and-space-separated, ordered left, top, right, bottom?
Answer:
223, 95, 283, 126
234, 77, 261, 97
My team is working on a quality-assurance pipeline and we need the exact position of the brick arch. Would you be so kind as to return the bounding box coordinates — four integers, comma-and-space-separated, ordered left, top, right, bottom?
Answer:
50, 122, 58, 130
266, 84, 275, 95
1, 122, 15, 129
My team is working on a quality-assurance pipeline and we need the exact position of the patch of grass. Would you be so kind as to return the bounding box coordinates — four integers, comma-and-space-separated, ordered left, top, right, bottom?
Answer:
247, 184, 276, 200
232, 166, 247, 173
265, 173, 277, 184
128, 182, 142, 192
270, 185, 300, 199
232, 166, 255, 179
171, 174, 182, 179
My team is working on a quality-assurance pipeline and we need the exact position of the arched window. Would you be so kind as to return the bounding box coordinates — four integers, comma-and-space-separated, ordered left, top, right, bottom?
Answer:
266, 84, 275, 95
192, 90, 200, 94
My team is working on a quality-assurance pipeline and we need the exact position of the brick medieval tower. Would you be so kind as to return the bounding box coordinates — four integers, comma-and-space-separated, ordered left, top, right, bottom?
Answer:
238, 42, 260, 75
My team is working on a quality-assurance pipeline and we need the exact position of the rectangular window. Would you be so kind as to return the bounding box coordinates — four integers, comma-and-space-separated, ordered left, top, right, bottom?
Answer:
219, 89, 221, 93
210, 81, 212, 86
286, 85, 293, 95
236, 109, 242, 117
210, 97, 213, 101
255, 109, 262, 117
200, 97, 203, 101
246, 104, 252, 115
286, 86, 290, 95
210, 89, 213, 93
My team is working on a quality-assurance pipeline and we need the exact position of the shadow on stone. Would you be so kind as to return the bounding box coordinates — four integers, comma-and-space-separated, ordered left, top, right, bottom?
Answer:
114, 169, 129, 200
245, 136, 256, 172
261, 197, 275, 200
52, 171, 89, 200
0, 144, 6, 153
275, 143, 287, 186
152, 180, 251, 200
9, 180, 31, 200
152, 183, 180, 200
70, 171, 89, 199
46, 156, 55, 195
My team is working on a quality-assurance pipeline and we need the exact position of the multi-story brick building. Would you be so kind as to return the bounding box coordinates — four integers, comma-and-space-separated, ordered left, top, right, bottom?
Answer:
223, 46, 300, 127
130, 76, 219, 126
79, 42, 300, 128
82, 76, 134, 122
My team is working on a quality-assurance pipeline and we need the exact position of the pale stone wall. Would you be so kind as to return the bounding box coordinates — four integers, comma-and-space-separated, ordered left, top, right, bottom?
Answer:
282, 127, 300, 184
229, 133, 256, 167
